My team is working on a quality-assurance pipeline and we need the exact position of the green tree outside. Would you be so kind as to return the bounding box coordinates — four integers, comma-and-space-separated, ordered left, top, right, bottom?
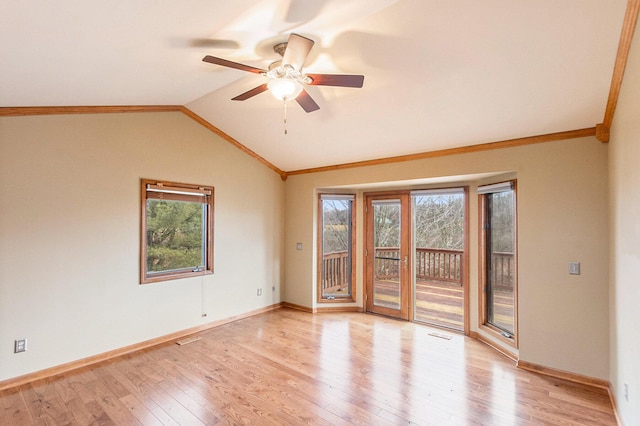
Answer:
146, 199, 204, 272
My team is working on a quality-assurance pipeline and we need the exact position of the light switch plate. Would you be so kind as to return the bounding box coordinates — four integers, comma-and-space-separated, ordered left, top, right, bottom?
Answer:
14, 338, 27, 353
569, 261, 581, 275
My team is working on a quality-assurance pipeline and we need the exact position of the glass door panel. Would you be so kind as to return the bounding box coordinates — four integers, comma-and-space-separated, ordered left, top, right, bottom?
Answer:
412, 191, 465, 332
486, 190, 516, 335
373, 200, 401, 310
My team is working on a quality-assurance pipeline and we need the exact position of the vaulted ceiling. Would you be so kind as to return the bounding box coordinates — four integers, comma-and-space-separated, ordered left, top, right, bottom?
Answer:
1, 0, 630, 171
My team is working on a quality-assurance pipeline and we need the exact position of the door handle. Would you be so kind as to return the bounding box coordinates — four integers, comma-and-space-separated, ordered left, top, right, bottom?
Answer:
404, 255, 408, 271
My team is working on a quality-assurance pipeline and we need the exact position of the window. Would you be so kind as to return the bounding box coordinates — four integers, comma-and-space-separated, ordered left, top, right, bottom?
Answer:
479, 181, 517, 346
140, 179, 214, 284
318, 194, 355, 302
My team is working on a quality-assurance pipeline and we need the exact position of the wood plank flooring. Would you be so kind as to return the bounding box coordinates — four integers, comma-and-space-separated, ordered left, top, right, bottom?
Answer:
0, 309, 616, 425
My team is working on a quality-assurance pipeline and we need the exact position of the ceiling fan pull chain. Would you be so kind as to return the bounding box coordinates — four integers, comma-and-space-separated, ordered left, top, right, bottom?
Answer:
283, 99, 288, 135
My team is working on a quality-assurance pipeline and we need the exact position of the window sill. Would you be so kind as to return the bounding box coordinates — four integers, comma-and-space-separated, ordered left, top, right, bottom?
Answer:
141, 269, 212, 285
318, 297, 356, 304
478, 324, 518, 351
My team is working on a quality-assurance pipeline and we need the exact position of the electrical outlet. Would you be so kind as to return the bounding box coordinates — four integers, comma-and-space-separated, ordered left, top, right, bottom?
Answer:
624, 382, 629, 402
14, 338, 27, 353
257, 288, 262, 296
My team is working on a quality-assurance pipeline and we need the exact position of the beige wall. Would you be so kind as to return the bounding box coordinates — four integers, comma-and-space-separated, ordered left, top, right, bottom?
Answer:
285, 137, 609, 379
0, 112, 285, 381
0, 105, 621, 394
609, 21, 640, 424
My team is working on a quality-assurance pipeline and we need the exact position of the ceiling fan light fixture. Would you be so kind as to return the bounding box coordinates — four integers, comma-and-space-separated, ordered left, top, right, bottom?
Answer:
267, 78, 303, 101
203, 33, 362, 114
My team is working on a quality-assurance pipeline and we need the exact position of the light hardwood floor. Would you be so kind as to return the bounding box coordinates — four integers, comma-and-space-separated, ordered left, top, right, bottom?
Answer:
0, 309, 616, 425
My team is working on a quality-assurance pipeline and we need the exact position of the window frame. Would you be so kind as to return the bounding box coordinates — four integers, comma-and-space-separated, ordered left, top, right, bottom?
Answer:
317, 193, 356, 303
478, 180, 518, 348
140, 178, 214, 284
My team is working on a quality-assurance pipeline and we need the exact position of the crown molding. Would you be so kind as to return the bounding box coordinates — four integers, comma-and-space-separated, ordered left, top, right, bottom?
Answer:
0, 106, 598, 179
286, 127, 597, 177
598, 0, 640, 142
0, 105, 182, 116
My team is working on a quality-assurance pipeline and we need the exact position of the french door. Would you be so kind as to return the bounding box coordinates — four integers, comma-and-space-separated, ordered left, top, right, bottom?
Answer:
364, 193, 411, 320
365, 189, 468, 332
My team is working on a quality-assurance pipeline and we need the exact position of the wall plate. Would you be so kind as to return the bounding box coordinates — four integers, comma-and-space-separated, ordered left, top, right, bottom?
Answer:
14, 338, 27, 353
569, 261, 581, 275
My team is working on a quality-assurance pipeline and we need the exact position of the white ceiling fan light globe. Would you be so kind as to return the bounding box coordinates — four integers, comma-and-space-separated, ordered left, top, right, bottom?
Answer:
267, 78, 303, 101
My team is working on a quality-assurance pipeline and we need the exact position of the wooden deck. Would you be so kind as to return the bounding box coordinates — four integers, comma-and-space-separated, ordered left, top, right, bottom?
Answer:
0, 308, 616, 425
373, 279, 465, 330
374, 280, 515, 333
414, 280, 465, 330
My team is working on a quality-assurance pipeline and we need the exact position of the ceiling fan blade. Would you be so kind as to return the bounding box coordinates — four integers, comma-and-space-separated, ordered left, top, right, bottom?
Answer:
307, 74, 365, 88
231, 84, 269, 101
295, 89, 320, 113
202, 56, 266, 74
282, 33, 314, 71
192, 39, 240, 49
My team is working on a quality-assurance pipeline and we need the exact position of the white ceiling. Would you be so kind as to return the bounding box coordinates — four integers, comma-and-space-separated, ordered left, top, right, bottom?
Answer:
1, 0, 627, 171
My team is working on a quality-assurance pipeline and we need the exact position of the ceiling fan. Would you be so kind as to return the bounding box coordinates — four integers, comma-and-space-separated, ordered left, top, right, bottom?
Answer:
202, 33, 364, 113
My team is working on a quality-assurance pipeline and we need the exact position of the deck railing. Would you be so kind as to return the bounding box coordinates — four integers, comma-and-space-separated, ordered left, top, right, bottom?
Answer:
374, 248, 401, 281
322, 248, 514, 291
375, 247, 464, 285
321, 251, 350, 292
491, 251, 515, 291
415, 248, 463, 284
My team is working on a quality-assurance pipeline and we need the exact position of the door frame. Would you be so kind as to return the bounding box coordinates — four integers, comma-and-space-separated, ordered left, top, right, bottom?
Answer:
364, 191, 411, 320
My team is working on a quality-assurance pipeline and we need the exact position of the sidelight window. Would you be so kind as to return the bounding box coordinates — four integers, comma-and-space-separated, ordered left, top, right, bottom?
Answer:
479, 181, 517, 345
318, 194, 355, 302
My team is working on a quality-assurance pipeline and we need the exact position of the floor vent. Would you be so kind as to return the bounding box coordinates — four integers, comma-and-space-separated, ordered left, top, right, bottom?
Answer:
428, 332, 452, 340
176, 336, 202, 346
